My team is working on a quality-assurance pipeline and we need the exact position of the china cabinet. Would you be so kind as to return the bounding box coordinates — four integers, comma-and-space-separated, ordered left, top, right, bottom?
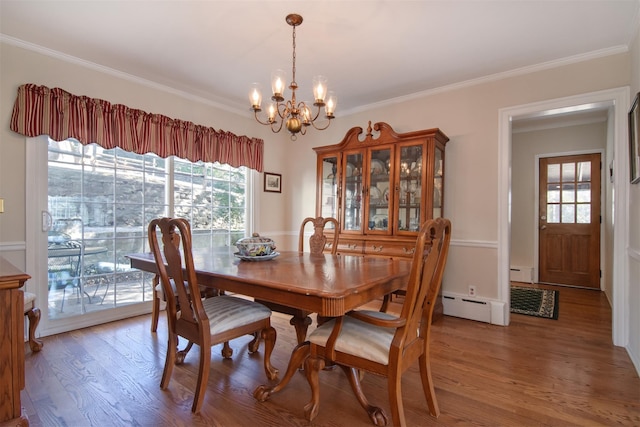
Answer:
314, 121, 448, 317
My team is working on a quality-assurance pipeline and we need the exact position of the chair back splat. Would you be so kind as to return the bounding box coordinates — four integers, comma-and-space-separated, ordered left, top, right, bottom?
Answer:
298, 216, 339, 255
148, 217, 278, 413
303, 218, 452, 426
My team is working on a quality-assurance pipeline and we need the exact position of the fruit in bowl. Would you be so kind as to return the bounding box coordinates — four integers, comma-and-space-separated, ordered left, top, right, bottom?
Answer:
235, 233, 276, 257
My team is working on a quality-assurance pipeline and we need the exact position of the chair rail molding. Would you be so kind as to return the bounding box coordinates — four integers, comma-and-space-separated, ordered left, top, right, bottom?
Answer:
0, 241, 26, 252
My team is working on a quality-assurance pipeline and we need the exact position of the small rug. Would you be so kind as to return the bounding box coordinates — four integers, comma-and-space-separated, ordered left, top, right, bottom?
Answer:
510, 286, 559, 320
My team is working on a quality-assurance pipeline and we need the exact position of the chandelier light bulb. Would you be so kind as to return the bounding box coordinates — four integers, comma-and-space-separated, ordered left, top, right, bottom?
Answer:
313, 75, 328, 104
271, 69, 286, 101
249, 83, 262, 109
325, 91, 337, 117
301, 105, 312, 124
267, 103, 276, 122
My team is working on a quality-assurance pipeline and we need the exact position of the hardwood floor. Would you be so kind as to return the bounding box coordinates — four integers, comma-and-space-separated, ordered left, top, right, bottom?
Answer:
22, 283, 639, 426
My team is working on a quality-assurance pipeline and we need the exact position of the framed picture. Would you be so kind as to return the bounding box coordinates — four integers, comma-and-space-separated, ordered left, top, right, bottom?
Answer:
264, 172, 282, 193
630, 92, 640, 184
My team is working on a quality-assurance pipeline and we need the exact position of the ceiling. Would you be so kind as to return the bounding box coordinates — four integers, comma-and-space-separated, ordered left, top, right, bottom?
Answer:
1, 1, 639, 120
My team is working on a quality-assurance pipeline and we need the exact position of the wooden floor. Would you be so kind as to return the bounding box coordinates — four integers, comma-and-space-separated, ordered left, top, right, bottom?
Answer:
22, 283, 640, 426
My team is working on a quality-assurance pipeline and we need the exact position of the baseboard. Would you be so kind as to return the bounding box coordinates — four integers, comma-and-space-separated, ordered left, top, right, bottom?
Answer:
442, 291, 506, 325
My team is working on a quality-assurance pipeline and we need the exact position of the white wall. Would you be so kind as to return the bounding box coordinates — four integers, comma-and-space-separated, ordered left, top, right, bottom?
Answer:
626, 15, 640, 373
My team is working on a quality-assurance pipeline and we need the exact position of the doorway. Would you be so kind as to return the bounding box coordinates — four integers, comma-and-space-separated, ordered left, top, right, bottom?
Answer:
498, 87, 630, 347
538, 153, 601, 288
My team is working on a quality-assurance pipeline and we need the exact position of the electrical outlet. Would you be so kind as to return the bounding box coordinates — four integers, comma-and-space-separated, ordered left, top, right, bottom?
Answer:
468, 285, 476, 297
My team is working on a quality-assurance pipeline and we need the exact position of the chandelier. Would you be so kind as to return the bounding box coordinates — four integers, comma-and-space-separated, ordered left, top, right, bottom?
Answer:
249, 13, 337, 141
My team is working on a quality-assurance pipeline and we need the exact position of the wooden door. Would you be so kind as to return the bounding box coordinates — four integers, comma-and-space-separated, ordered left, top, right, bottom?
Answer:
539, 154, 601, 288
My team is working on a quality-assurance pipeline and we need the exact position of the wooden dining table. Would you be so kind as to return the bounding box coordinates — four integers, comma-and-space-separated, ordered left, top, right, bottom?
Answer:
127, 249, 411, 403
127, 249, 410, 341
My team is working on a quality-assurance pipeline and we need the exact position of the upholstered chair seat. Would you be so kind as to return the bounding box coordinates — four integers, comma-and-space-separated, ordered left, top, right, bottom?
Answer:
308, 311, 397, 365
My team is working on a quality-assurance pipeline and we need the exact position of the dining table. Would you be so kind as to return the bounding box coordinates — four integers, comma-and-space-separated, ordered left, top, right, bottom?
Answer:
127, 249, 410, 340
126, 249, 411, 402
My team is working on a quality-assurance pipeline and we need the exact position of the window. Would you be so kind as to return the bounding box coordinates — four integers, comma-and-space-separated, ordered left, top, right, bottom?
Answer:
546, 161, 591, 224
47, 138, 248, 319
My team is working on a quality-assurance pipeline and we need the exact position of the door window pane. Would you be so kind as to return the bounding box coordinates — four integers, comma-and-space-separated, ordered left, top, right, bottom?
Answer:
547, 204, 560, 223
562, 162, 575, 181
562, 183, 575, 203
547, 164, 560, 183
547, 184, 560, 203
577, 183, 591, 202
577, 204, 591, 224
561, 204, 575, 223
577, 161, 591, 182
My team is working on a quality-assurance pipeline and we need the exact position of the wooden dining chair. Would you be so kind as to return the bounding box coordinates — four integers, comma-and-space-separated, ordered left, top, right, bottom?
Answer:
303, 218, 451, 426
23, 290, 43, 352
148, 217, 278, 413
150, 269, 219, 333
299, 216, 339, 255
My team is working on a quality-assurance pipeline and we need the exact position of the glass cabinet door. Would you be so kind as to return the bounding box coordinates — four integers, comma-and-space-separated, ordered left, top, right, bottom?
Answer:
320, 155, 338, 220
367, 148, 392, 232
343, 151, 363, 232
398, 144, 423, 231
433, 147, 443, 218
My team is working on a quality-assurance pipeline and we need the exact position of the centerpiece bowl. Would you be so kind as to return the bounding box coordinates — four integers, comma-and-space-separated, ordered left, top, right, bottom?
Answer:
235, 233, 276, 257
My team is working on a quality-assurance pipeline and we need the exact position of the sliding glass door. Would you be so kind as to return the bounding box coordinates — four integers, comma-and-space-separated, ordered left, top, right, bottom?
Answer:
27, 136, 251, 335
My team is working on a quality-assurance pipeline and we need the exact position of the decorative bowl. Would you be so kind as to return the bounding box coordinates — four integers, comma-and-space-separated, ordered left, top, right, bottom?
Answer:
235, 233, 276, 257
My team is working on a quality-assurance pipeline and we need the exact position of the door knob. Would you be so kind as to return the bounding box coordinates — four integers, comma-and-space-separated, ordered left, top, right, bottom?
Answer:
540, 225, 547, 230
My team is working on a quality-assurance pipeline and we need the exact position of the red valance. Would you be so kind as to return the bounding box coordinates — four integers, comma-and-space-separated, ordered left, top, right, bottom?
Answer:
9, 84, 264, 172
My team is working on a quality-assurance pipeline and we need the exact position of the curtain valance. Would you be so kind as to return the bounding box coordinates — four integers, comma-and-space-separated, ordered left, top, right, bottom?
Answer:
9, 84, 264, 171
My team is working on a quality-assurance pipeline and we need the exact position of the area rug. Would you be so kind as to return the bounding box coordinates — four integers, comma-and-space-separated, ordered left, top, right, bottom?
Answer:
510, 286, 559, 320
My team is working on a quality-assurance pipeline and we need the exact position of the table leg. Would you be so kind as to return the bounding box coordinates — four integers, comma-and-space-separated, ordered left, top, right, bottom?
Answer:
255, 300, 313, 345
290, 314, 312, 344
253, 341, 310, 402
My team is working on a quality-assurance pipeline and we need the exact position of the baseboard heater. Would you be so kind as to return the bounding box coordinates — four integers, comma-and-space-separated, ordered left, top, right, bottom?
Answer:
442, 294, 492, 323
510, 266, 534, 283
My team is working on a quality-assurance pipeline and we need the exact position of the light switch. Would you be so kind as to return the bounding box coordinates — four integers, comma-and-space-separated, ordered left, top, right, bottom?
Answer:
0, 198, 4, 213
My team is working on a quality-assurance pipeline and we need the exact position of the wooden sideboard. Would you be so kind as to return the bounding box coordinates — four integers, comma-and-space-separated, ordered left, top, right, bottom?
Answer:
0, 257, 30, 427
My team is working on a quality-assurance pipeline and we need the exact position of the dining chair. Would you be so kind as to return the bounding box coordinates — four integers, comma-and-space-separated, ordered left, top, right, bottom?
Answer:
303, 217, 451, 426
23, 290, 43, 352
148, 217, 278, 413
298, 216, 339, 255
150, 269, 220, 333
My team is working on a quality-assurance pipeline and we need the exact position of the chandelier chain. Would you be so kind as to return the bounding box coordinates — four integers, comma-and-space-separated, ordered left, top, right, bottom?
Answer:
291, 25, 297, 87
